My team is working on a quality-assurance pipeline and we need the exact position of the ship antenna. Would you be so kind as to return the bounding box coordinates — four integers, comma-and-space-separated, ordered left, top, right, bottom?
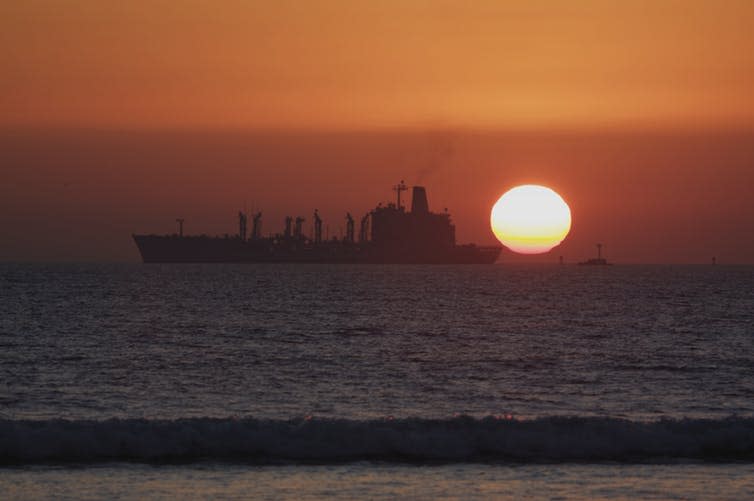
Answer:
393, 180, 407, 209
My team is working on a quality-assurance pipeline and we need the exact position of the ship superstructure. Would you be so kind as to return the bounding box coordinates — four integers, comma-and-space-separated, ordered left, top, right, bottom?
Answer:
133, 183, 501, 264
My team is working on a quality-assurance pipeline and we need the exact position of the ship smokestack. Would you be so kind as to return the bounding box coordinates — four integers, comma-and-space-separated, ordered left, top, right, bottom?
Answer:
411, 186, 429, 213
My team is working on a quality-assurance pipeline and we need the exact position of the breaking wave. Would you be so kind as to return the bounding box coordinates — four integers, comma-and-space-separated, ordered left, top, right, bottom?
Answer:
2, 415, 754, 464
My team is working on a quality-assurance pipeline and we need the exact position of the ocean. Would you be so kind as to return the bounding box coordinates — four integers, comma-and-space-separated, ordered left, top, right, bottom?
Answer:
2, 263, 753, 499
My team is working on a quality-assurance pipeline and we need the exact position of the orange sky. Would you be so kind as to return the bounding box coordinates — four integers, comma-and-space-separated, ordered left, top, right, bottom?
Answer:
3, 0, 754, 129
1, 1, 754, 262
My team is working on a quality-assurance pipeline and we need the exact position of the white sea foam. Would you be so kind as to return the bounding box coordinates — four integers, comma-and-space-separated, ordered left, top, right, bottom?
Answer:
2, 416, 753, 464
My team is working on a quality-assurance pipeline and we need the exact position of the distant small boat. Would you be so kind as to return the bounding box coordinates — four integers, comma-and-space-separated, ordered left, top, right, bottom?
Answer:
578, 243, 612, 266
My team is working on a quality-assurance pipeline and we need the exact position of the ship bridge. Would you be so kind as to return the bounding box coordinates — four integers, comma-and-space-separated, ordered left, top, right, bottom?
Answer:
370, 185, 455, 252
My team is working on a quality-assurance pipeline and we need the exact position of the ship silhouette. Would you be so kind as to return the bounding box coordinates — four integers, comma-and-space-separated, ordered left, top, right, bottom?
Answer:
133, 183, 501, 264
578, 243, 612, 265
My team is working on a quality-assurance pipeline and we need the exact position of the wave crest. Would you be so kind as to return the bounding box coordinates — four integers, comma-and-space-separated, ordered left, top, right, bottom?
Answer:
2, 415, 754, 464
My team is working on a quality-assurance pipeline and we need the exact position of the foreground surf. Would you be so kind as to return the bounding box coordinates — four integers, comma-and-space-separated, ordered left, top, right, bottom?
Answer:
3, 415, 754, 464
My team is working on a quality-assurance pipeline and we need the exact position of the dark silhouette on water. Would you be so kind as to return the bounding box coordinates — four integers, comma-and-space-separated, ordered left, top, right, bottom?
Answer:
133, 183, 501, 264
578, 243, 612, 266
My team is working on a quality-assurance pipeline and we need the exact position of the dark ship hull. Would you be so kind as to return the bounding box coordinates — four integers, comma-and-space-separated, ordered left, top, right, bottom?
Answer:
132, 235, 500, 264
577, 258, 612, 266
133, 184, 501, 264
578, 244, 612, 265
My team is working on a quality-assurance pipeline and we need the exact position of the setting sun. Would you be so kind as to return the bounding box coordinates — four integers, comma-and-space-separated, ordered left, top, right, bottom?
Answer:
490, 185, 572, 254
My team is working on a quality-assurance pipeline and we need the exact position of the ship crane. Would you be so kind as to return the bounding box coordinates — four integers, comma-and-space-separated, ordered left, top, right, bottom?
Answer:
238, 211, 248, 241
345, 213, 355, 243
393, 180, 408, 210
314, 210, 323, 244
359, 213, 370, 242
294, 216, 305, 239
252, 212, 262, 240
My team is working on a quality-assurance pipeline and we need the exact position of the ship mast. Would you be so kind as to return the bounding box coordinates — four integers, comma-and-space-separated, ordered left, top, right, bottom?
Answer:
393, 180, 407, 210
175, 218, 184, 237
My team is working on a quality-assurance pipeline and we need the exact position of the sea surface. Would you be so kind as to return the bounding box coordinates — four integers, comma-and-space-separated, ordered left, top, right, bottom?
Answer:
1, 263, 753, 499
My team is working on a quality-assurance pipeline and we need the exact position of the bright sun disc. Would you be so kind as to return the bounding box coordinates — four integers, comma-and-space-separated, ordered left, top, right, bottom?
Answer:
490, 185, 572, 254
